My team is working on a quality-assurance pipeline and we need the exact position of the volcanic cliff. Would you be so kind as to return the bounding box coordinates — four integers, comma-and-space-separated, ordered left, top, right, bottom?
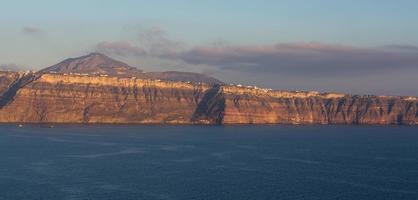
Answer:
0, 54, 416, 125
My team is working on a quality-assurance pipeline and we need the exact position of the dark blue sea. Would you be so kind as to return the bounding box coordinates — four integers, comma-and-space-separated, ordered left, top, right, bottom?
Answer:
0, 125, 417, 200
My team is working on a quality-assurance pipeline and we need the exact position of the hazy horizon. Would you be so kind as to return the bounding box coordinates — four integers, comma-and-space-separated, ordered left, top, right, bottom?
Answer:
1, 0, 418, 96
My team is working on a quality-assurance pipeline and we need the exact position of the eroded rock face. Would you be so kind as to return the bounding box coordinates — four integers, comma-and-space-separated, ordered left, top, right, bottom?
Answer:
222, 91, 418, 125
0, 71, 416, 125
0, 72, 209, 123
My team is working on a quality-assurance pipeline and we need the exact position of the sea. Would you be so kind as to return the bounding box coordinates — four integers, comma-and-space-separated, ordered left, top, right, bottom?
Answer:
0, 125, 417, 200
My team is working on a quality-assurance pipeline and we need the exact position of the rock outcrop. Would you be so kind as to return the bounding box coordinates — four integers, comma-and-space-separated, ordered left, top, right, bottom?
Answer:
0, 71, 416, 125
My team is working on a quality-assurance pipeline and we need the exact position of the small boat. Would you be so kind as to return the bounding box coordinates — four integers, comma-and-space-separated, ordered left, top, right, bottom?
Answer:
18, 124, 23, 128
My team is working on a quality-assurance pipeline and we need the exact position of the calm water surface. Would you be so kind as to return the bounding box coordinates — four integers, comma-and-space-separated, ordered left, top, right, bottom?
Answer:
0, 125, 417, 200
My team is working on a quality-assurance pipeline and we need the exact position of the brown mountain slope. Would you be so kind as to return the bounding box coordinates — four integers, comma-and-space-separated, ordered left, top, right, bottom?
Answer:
39, 53, 223, 84
40, 53, 143, 76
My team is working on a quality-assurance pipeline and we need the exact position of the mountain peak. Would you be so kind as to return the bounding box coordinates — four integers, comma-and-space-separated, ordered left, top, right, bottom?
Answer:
83, 52, 110, 58
40, 53, 143, 76
39, 53, 223, 85
87, 52, 105, 56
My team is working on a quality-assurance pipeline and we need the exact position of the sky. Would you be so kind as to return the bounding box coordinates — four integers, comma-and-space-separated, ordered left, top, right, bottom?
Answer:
1, 0, 418, 96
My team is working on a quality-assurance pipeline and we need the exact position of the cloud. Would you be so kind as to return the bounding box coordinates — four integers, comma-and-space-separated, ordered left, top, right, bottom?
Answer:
382, 44, 418, 52
88, 31, 418, 95
22, 26, 45, 40
93, 26, 184, 60
92, 38, 418, 78
95, 41, 146, 56
169, 43, 418, 77
91, 26, 418, 79
139, 26, 185, 55
0, 64, 28, 71
22, 26, 41, 34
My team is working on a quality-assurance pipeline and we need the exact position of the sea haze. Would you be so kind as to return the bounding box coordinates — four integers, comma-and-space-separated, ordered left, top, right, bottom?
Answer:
0, 125, 417, 200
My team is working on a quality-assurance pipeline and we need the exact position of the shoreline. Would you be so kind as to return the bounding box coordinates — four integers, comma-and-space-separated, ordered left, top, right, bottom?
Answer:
3, 122, 416, 127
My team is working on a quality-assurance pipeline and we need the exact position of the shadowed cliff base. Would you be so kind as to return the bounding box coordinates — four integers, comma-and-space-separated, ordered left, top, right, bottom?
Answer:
192, 84, 225, 125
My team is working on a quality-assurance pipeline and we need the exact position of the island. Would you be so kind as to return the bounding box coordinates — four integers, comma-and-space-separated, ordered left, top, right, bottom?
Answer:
0, 53, 417, 125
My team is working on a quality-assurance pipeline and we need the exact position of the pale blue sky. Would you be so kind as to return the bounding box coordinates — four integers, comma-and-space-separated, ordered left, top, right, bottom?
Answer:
2, 0, 418, 46
1, 0, 418, 95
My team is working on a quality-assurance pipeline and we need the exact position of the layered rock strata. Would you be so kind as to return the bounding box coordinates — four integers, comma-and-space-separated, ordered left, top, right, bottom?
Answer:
0, 72, 416, 125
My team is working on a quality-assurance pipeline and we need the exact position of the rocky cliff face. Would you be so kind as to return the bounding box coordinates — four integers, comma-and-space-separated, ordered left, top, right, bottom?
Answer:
221, 86, 418, 125
0, 72, 209, 124
0, 71, 416, 125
